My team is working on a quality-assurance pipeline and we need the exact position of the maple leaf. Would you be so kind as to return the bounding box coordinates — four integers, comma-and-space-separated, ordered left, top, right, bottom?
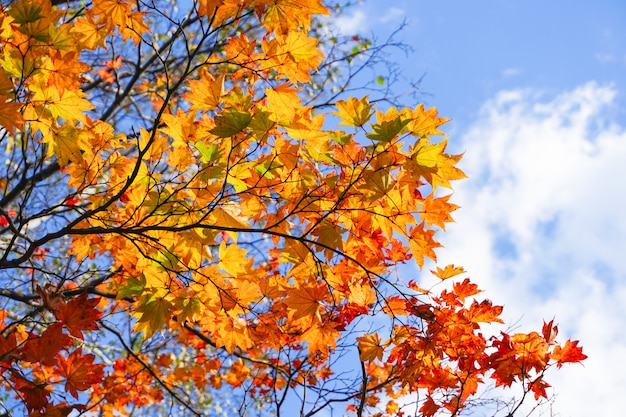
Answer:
408, 222, 441, 268
20, 323, 72, 366
357, 333, 384, 362
120, 11, 151, 45
302, 322, 340, 355
0, 99, 24, 131
56, 348, 105, 399
218, 242, 249, 276
97, 56, 122, 84
366, 117, 411, 142
431, 264, 466, 280
71, 9, 107, 49
92, 0, 131, 30
421, 194, 460, 230
10, 375, 51, 413
466, 299, 504, 324
420, 396, 440, 417
405, 104, 450, 138
184, 70, 225, 111
452, 278, 482, 302
382, 296, 409, 317
259, 0, 329, 34
133, 290, 173, 338
210, 108, 252, 138
348, 283, 376, 307
551, 339, 587, 367
213, 315, 253, 354
542, 319, 559, 345
529, 378, 551, 400
408, 138, 467, 190
30, 82, 94, 124
285, 284, 328, 321
42, 123, 88, 167
7, 0, 49, 24
332, 96, 372, 127
0, 332, 18, 365
54, 293, 102, 339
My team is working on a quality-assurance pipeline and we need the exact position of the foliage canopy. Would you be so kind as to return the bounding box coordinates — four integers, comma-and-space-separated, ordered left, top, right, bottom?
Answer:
0, 0, 585, 416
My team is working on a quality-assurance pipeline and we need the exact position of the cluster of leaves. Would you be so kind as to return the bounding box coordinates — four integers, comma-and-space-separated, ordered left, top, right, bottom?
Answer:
0, 0, 585, 416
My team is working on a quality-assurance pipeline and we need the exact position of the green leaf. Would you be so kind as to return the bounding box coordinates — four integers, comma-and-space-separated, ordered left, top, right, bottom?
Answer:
194, 141, 221, 163
210, 109, 252, 138
254, 160, 277, 179
134, 290, 173, 338
365, 117, 411, 142
118, 275, 146, 299
8, 0, 44, 24
376, 76, 385, 85
249, 110, 275, 141
330, 131, 352, 145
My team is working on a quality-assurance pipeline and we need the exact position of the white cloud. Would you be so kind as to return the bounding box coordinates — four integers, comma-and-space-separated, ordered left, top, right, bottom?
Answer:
595, 52, 616, 64
332, 10, 367, 36
379, 7, 406, 25
502, 67, 522, 77
436, 82, 626, 416
328, 7, 407, 36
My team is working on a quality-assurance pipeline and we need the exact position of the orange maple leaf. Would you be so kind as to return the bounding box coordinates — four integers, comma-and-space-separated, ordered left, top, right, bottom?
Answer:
56, 348, 105, 399
408, 222, 441, 268
466, 299, 504, 324
285, 284, 328, 321
421, 194, 460, 230
431, 264, 466, 280
452, 278, 482, 302
551, 339, 587, 368
0, 99, 23, 131
302, 321, 340, 355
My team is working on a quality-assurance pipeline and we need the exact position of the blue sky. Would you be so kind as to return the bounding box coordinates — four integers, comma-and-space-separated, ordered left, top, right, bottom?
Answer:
334, 1, 626, 416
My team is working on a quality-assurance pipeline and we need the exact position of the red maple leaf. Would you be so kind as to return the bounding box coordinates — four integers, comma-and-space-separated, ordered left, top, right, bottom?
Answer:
56, 348, 105, 399
20, 323, 72, 366
54, 293, 102, 339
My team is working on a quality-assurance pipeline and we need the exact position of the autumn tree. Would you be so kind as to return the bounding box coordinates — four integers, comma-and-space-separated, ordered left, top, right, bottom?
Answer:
0, 0, 586, 416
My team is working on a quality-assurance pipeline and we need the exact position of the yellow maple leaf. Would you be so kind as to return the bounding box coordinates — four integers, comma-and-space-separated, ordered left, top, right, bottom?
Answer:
430, 264, 466, 280
408, 138, 467, 190
218, 242, 249, 276
332, 96, 372, 127
259, 0, 329, 34
357, 333, 384, 362
406, 104, 450, 137
133, 289, 173, 338
31, 82, 93, 124
184, 70, 225, 112
120, 11, 151, 45
42, 124, 88, 167
348, 283, 376, 307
